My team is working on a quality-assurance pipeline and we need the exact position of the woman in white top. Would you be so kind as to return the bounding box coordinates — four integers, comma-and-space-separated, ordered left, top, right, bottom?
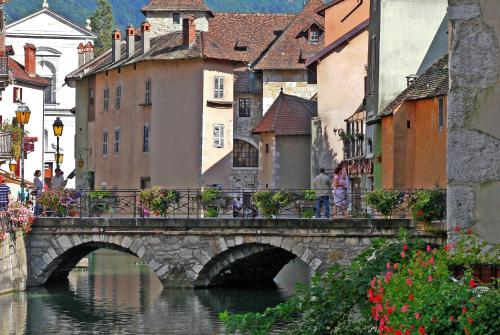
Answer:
332, 166, 345, 217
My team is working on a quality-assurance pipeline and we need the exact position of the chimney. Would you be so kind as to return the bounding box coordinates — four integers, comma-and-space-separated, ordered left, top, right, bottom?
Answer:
24, 44, 36, 77
126, 25, 135, 58
183, 16, 196, 47
141, 21, 151, 54
112, 30, 121, 63
77, 43, 85, 67
84, 42, 94, 63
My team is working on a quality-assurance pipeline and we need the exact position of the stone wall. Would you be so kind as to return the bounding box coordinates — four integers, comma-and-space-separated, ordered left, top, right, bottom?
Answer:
262, 70, 317, 113
0, 232, 28, 295
447, 0, 500, 244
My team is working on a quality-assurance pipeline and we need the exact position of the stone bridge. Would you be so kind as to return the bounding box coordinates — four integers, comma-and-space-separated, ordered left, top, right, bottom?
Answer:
27, 218, 445, 288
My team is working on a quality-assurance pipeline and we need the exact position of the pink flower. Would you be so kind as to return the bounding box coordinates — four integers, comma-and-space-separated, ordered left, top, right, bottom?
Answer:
466, 228, 473, 235
401, 304, 409, 313
401, 252, 406, 258
386, 263, 391, 270
393, 263, 399, 269
409, 294, 414, 301
444, 244, 452, 252
418, 326, 426, 334
415, 312, 421, 319
454, 226, 461, 232
426, 245, 431, 252
469, 280, 476, 288
428, 275, 433, 282
406, 278, 413, 286
449, 315, 455, 322
403, 244, 409, 251
467, 318, 473, 325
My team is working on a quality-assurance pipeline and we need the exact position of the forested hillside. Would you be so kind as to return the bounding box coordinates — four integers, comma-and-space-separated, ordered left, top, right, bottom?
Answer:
5, 0, 306, 28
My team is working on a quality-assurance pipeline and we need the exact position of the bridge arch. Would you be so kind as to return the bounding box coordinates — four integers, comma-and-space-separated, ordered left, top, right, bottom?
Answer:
31, 235, 168, 287
194, 237, 325, 288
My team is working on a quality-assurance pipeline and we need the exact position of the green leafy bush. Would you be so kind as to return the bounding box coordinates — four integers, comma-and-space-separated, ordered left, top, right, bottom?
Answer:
364, 190, 402, 218
408, 188, 446, 223
300, 190, 316, 219
253, 190, 295, 219
199, 188, 230, 218
220, 232, 425, 334
88, 190, 113, 216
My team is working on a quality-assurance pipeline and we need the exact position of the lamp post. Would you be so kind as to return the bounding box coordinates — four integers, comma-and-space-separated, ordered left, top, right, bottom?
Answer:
52, 117, 64, 170
15, 103, 31, 204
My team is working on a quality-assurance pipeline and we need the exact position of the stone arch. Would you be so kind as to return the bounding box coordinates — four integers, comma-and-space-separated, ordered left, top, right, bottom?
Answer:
193, 237, 324, 288
31, 235, 167, 287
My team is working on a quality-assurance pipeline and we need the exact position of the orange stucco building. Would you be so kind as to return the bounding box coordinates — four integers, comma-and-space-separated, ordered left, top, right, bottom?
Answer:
381, 55, 448, 189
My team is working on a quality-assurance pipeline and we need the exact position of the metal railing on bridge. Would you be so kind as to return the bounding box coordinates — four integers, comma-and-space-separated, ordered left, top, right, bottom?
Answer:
36, 188, 447, 221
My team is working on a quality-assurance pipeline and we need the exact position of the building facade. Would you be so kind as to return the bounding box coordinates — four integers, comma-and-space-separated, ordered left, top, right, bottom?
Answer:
365, 0, 448, 188
253, 92, 317, 189
306, 0, 370, 190
69, 0, 324, 191
380, 55, 448, 190
6, 0, 96, 187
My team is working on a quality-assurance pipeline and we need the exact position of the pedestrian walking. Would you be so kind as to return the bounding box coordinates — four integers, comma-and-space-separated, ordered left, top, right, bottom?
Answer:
33, 170, 43, 216
312, 168, 332, 218
51, 168, 67, 190
332, 166, 347, 217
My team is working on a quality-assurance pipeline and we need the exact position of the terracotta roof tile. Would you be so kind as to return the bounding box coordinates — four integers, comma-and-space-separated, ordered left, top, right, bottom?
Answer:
207, 13, 295, 65
382, 54, 448, 116
9, 57, 49, 87
254, 0, 325, 70
142, 0, 211, 12
253, 92, 317, 135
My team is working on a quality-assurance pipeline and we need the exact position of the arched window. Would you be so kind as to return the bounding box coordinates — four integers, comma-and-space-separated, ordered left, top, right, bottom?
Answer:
39, 60, 57, 104
233, 139, 258, 168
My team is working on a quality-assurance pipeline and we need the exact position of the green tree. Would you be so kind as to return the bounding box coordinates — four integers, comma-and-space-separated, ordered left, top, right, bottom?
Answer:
90, 0, 117, 56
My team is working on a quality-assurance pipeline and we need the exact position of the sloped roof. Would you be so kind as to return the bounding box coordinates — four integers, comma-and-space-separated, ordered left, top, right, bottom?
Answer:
382, 54, 449, 116
66, 30, 247, 81
142, 0, 212, 13
9, 57, 50, 88
254, 0, 325, 70
208, 13, 294, 66
6, 8, 96, 39
253, 92, 318, 135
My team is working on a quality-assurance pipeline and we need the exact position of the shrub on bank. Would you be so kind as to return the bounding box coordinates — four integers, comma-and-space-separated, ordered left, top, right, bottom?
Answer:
220, 231, 499, 335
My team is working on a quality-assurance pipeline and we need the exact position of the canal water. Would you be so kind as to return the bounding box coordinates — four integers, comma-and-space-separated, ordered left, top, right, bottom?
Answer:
0, 249, 312, 334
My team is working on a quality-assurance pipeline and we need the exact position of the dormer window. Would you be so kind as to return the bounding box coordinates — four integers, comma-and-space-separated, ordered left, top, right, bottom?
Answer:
309, 29, 320, 43
173, 12, 181, 25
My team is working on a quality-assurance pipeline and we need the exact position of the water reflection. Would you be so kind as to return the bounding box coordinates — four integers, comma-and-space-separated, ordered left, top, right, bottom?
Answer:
0, 249, 311, 335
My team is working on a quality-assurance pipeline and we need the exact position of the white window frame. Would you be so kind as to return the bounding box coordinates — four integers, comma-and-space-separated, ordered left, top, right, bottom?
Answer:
103, 88, 109, 111
113, 128, 120, 155
143, 123, 150, 153
214, 77, 224, 99
145, 79, 152, 105
213, 124, 224, 148
102, 130, 108, 156
115, 85, 121, 110
309, 30, 320, 43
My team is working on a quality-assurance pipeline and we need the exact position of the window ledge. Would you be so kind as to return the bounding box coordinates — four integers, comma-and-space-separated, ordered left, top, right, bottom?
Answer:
233, 166, 259, 170
139, 102, 152, 107
207, 100, 233, 108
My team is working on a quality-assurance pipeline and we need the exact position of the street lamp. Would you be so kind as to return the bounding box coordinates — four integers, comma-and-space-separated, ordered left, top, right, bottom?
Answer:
15, 103, 31, 204
54, 152, 64, 165
52, 117, 64, 170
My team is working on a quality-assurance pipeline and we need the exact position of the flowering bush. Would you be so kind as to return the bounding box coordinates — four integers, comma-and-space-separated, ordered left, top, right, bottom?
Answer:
7, 201, 35, 233
369, 241, 499, 335
139, 187, 180, 217
0, 230, 7, 243
38, 189, 80, 217
407, 189, 446, 224
252, 190, 296, 219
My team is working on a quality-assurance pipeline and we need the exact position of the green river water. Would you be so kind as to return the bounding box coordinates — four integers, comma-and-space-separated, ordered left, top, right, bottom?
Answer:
0, 249, 311, 334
